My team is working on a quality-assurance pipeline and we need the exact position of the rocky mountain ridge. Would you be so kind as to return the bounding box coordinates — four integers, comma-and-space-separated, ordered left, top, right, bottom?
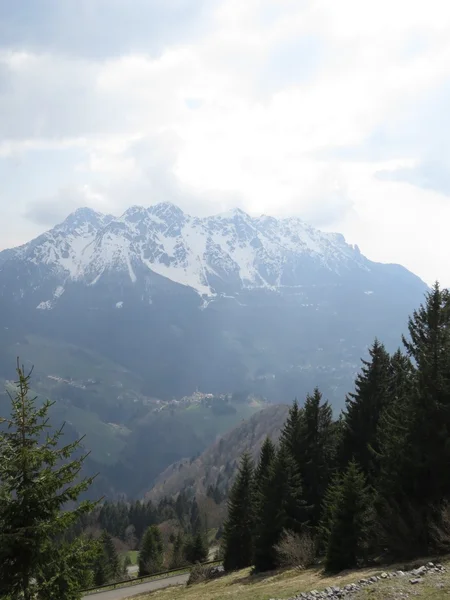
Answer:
1, 202, 369, 304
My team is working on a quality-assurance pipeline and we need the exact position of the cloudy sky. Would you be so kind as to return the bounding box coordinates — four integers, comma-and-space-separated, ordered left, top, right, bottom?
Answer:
1, 0, 449, 285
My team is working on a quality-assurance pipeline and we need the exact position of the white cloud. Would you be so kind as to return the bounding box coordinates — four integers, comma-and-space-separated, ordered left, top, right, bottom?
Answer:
1, 0, 450, 286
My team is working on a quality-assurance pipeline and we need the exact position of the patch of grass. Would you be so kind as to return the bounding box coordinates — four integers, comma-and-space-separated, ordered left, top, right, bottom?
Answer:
126, 550, 139, 566
136, 557, 450, 600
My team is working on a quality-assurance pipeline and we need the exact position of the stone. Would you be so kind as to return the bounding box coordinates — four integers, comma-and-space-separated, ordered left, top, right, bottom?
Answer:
427, 562, 435, 568
412, 566, 426, 576
380, 572, 388, 579
409, 578, 422, 584
396, 570, 406, 577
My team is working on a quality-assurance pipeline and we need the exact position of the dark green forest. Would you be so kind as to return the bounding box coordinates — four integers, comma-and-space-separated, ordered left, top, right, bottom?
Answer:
222, 283, 450, 572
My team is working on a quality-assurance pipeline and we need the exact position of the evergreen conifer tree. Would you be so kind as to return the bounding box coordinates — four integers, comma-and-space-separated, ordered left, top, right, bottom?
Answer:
254, 436, 276, 486
296, 388, 336, 527
93, 531, 122, 585
0, 361, 97, 600
254, 444, 306, 572
340, 339, 391, 482
323, 461, 373, 572
169, 532, 186, 568
279, 400, 303, 463
222, 453, 255, 571
138, 525, 164, 576
402, 283, 450, 505
184, 531, 208, 563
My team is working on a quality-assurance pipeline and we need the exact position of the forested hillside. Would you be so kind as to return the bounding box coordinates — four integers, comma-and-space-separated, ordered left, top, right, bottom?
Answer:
222, 283, 450, 572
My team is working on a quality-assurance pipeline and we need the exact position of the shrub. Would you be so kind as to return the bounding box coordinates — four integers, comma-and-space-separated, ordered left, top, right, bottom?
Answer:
274, 530, 316, 569
187, 564, 225, 586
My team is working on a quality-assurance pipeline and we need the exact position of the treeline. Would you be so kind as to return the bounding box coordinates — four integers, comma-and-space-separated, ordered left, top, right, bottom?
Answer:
85, 494, 210, 580
222, 283, 450, 573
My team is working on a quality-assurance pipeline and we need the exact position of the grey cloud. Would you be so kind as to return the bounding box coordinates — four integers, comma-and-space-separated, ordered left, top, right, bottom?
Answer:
0, 0, 220, 60
376, 161, 450, 196
23, 187, 95, 225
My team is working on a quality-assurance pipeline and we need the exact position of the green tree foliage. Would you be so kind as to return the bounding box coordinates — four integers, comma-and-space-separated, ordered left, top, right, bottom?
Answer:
93, 531, 122, 585
184, 531, 208, 564
340, 339, 391, 482
402, 283, 450, 506
190, 498, 202, 534
279, 399, 303, 462
0, 361, 97, 600
296, 389, 337, 527
254, 444, 306, 572
222, 453, 255, 571
254, 436, 276, 491
323, 461, 373, 572
138, 525, 164, 576
170, 532, 186, 568
374, 283, 450, 556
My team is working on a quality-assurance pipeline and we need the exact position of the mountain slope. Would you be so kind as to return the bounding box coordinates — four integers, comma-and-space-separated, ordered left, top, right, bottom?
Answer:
0, 203, 428, 405
146, 403, 290, 503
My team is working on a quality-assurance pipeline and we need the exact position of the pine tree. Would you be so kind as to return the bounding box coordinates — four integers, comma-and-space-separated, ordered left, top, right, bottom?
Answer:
190, 498, 201, 534
323, 461, 373, 573
93, 531, 122, 585
138, 525, 164, 576
185, 531, 208, 564
254, 444, 306, 572
374, 350, 415, 498
254, 437, 276, 488
222, 453, 255, 571
296, 388, 337, 527
402, 283, 450, 505
0, 361, 98, 600
170, 532, 186, 569
379, 283, 450, 555
340, 339, 391, 482
279, 399, 303, 463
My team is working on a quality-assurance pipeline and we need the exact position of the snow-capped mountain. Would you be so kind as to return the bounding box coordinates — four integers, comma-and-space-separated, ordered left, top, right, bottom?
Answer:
1, 202, 369, 304
0, 202, 428, 405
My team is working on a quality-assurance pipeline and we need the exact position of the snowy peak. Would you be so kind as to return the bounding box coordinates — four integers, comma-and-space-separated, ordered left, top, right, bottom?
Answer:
1, 203, 369, 298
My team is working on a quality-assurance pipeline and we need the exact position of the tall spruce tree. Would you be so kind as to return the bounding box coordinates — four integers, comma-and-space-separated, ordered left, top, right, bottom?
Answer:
374, 351, 415, 492
93, 531, 122, 585
385, 283, 450, 554
296, 388, 336, 527
279, 399, 303, 464
322, 461, 373, 573
254, 436, 276, 487
372, 350, 418, 557
402, 283, 450, 504
0, 361, 97, 600
222, 453, 255, 571
185, 531, 208, 564
138, 525, 164, 576
254, 444, 306, 572
169, 532, 186, 568
340, 339, 391, 482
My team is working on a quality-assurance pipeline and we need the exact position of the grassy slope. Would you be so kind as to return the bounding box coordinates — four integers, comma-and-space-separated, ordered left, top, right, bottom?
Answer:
136, 557, 450, 600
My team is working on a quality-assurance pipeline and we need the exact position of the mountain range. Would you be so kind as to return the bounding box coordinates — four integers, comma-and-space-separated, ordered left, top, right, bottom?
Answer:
0, 202, 429, 497
0, 202, 427, 401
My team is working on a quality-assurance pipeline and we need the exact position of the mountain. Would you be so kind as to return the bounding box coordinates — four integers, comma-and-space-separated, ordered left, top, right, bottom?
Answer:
146, 403, 290, 504
0, 202, 427, 406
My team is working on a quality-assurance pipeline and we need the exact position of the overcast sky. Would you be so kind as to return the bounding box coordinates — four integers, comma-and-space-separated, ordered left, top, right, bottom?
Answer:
1, 0, 449, 285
